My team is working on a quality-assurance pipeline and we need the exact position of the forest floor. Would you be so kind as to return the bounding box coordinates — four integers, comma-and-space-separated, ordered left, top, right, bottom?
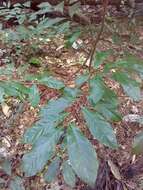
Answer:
0, 5, 143, 190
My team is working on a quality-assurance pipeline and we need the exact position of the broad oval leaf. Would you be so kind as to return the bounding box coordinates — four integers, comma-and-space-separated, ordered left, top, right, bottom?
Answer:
22, 129, 62, 176
67, 124, 99, 187
82, 107, 118, 149
62, 160, 76, 188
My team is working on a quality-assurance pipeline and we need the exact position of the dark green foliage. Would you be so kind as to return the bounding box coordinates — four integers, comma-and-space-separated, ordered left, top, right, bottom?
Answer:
0, 1, 143, 188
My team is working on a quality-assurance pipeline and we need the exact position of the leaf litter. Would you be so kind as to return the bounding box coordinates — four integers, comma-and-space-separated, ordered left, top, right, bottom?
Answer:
0, 8, 143, 190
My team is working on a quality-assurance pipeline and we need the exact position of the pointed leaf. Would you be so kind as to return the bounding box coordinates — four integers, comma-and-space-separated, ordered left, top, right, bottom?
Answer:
96, 103, 122, 122
22, 129, 62, 176
94, 50, 111, 69
82, 108, 118, 149
28, 84, 40, 107
62, 161, 76, 188
67, 124, 98, 187
39, 76, 65, 89
63, 87, 81, 99
75, 74, 89, 87
23, 98, 70, 144
122, 83, 141, 101
88, 78, 104, 105
112, 72, 141, 101
44, 157, 60, 183
132, 132, 143, 155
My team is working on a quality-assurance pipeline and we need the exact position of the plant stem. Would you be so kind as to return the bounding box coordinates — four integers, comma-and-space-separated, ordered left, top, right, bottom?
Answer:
88, 0, 109, 74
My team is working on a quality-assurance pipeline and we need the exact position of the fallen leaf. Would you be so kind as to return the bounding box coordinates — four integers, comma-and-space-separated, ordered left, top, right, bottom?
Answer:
108, 160, 121, 180
1, 102, 10, 117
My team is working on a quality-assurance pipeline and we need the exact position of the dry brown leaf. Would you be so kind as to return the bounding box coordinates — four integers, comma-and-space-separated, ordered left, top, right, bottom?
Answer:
108, 159, 121, 181
1, 102, 10, 117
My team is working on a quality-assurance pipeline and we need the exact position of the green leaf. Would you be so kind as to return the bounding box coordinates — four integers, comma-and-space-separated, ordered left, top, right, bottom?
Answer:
62, 161, 76, 188
88, 78, 104, 105
39, 76, 65, 89
23, 113, 67, 144
75, 74, 89, 87
94, 50, 111, 69
0, 64, 15, 76
22, 129, 62, 176
23, 124, 45, 144
25, 73, 65, 90
122, 84, 141, 102
63, 87, 81, 99
0, 87, 4, 103
1, 159, 11, 175
0, 81, 30, 98
23, 98, 70, 144
102, 87, 118, 109
29, 57, 41, 66
10, 176, 25, 190
132, 131, 143, 155
96, 103, 122, 122
28, 84, 40, 107
67, 124, 98, 187
112, 72, 141, 101
132, 64, 143, 79
42, 97, 71, 115
66, 30, 81, 47
44, 157, 60, 183
38, 18, 65, 30
82, 107, 118, 149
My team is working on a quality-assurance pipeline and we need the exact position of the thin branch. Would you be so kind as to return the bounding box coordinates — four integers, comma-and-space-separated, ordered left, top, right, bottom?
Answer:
88, 0, 109, 73
66, 0, 109, 81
